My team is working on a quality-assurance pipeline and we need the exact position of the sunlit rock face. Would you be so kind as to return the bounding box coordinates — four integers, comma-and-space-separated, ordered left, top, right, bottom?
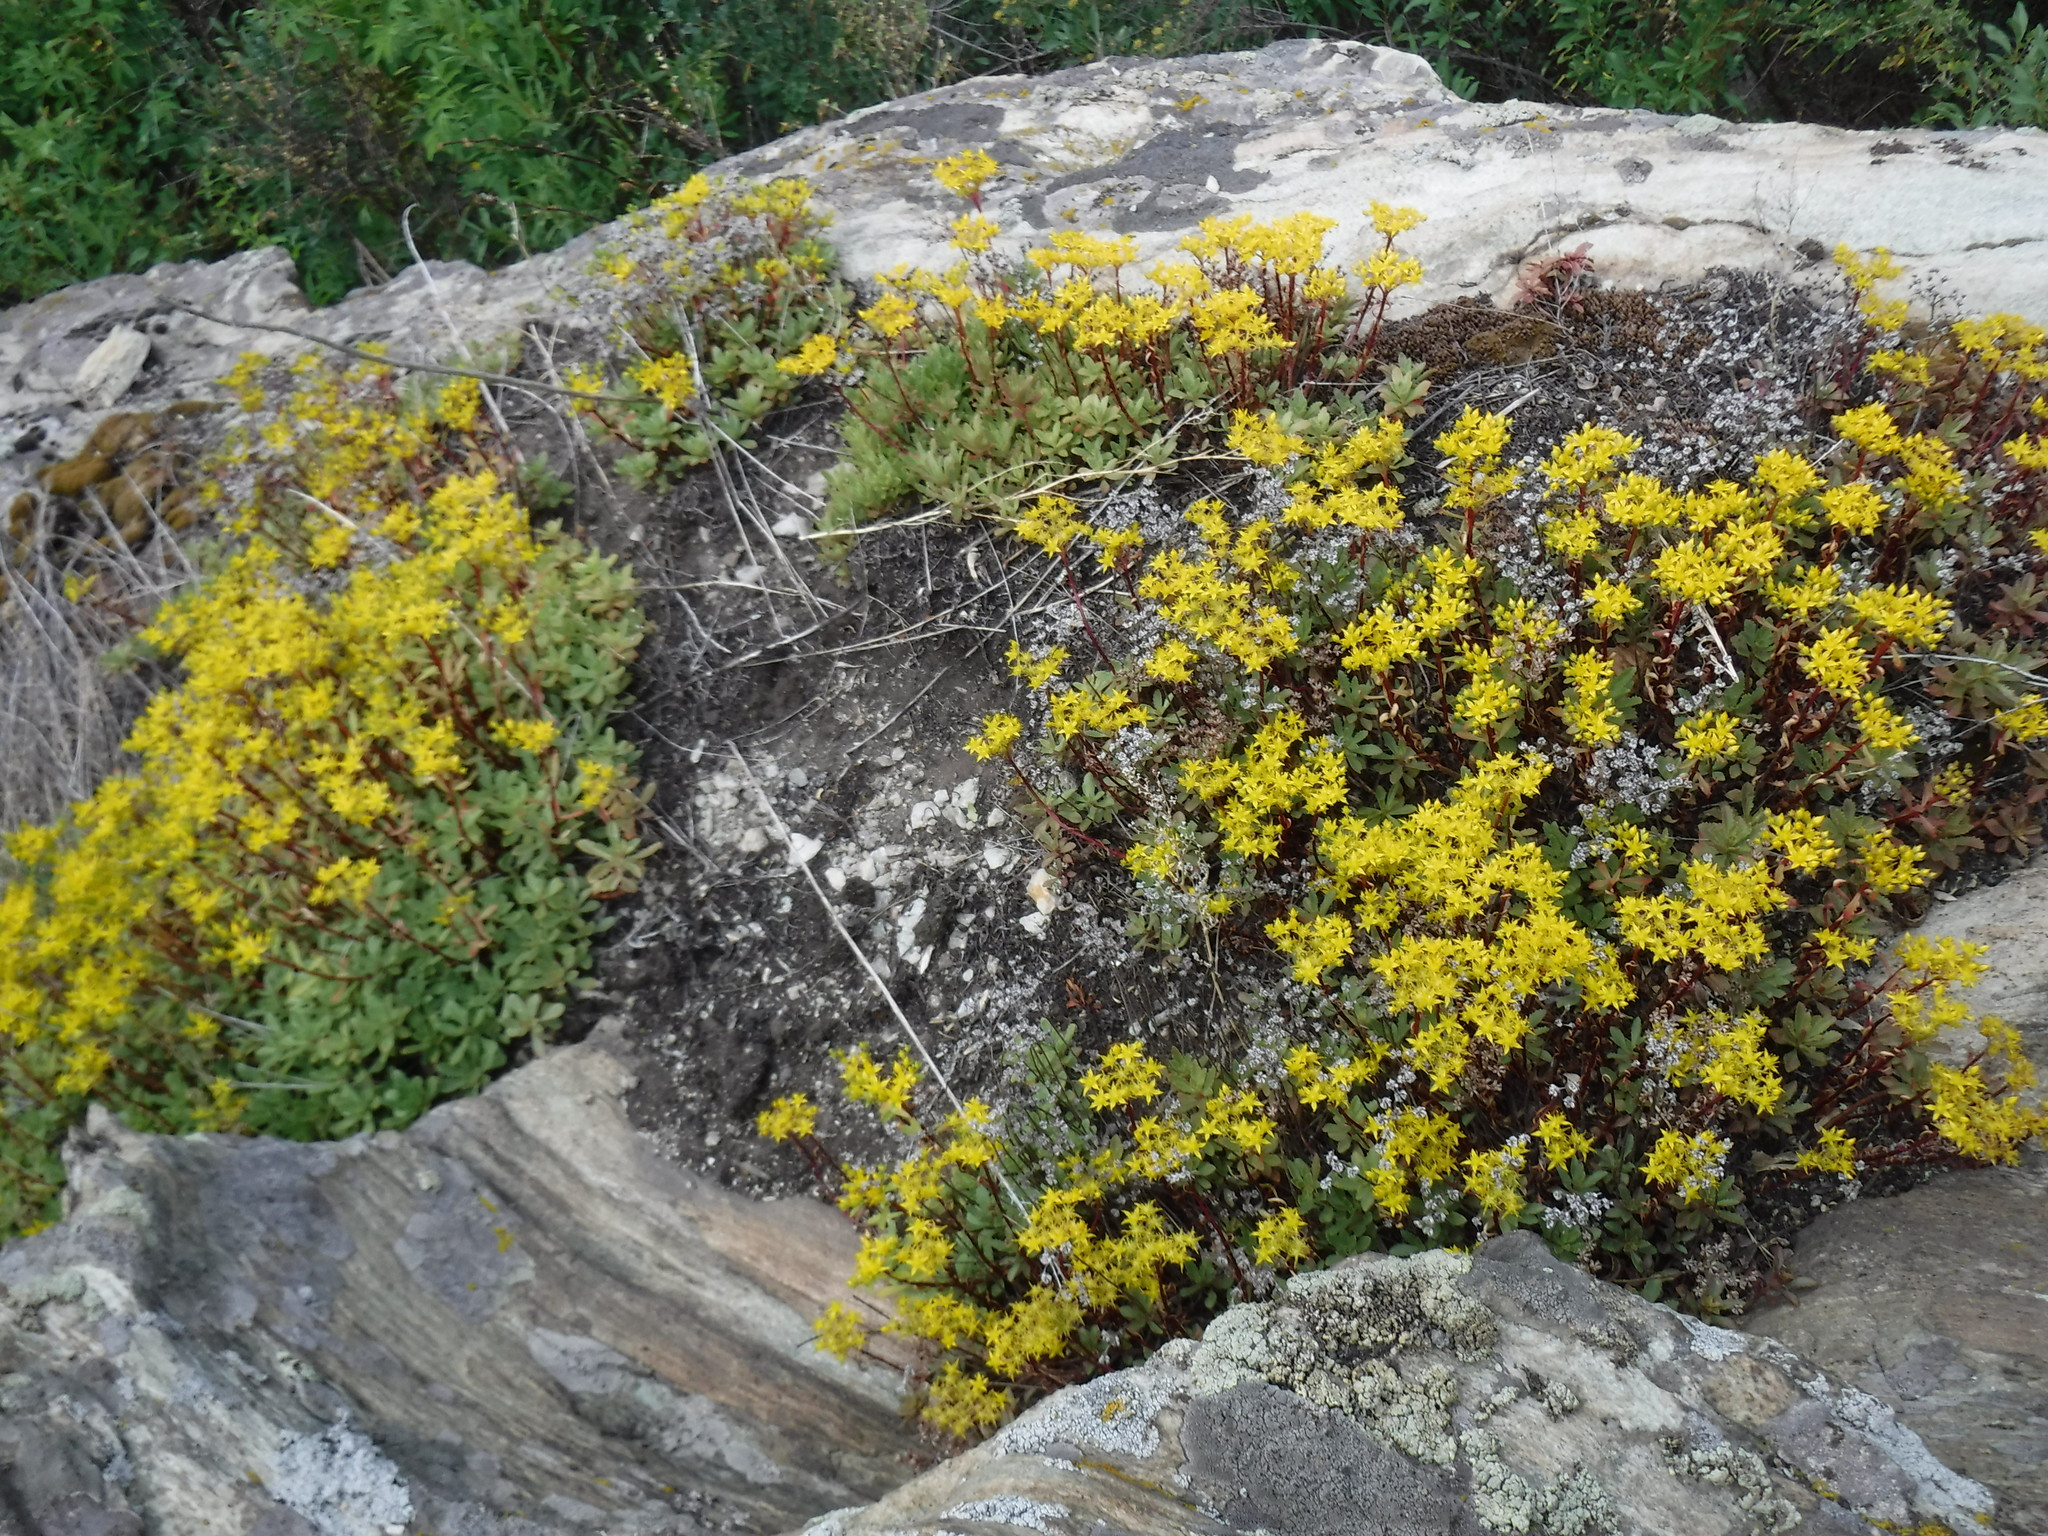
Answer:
802, 1234, 2000, 1536
731, 39, 2048, 318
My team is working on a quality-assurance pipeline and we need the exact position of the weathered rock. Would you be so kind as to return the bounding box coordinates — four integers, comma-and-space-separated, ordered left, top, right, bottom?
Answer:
70, 325, 152, 410
801, 1235, 1999, 1536
8, 41, 2048, 497
732, 39, 2048, 317
0, 1024, 919, 1536
1743, 1153, 2048, 1536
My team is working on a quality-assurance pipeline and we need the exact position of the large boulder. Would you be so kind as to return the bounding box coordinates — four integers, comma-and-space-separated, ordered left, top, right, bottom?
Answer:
1738, 865, 2048, 1535
0, 1025, 920, 1536
797, 1234, 1999, 1536
1742, 1154, 2047, 1536
8, 40, 2048, 483
731, 38, 2048, 316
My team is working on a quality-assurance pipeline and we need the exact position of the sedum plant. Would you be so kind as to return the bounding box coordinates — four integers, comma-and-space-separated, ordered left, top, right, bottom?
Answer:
0, 354, 649, 1235
816, 150, 1429, 529
565, 173, 851, 485
762, 201, 2048, 1435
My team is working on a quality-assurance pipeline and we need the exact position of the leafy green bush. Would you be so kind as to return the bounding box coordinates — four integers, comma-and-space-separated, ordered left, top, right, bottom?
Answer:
0, 356, 649, 1236
747, 175, 2046, 1435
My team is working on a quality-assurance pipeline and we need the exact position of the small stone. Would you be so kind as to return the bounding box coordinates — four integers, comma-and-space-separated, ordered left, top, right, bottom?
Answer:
73, 326, 152, 409
771, 510, 810, 538
786, 833, 823, 867
737, 826, 770, 854
824, 865, 847, 893
1019, 911, 1051, 938
731, 562, 765, 587
983, 843, 1014, 872
1027, 868, 1059, 915
908, 801, 940, 832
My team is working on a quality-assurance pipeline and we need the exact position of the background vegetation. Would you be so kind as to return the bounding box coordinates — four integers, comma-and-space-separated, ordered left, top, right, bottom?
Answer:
7, 0, 2048, 310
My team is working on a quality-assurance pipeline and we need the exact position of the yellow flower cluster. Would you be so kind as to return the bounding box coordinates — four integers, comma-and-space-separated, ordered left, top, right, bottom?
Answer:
0, 354, 646, 1226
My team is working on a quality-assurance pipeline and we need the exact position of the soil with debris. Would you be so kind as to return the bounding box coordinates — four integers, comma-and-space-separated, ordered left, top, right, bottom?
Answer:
519, 269, 2015, 1287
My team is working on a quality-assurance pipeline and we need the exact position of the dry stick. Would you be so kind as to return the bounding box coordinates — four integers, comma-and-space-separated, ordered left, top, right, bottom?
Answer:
161, 302, 646, 404
401, 205, 515, 443
679, 330, 832, 628
729, 744, 1037, 1232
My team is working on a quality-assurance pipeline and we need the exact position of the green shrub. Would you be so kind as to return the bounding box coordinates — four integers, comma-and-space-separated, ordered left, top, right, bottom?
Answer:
0, 356, 649, 1236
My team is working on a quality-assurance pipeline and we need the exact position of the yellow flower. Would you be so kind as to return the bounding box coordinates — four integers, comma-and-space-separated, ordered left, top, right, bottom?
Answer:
1641, 1129, 1729, 1204
950, 212, 1001, 253
1795, 1127, 1858, 1177
1252, 1206, 1312, 1266
309, 856, 380, 907
838, 1042, 922, 1121
1453, 676, 1521, 732
859, 292, 919, 339
1802, 626, 1870, 694
1198, 1086, 1276, 1155
1080, 1040, 1166, 1109
1844, 583, 1952, 648
922, 1362, 1009, 1437
982, 1286, 1081, 1374
1146, 638, 1199, 682
1572, 577, 1638, 626
1462, 1143, 1527, 1222
932, 147, 999, 199
1765, 808, 1840, 874
1367, 200, 1426, 237
1994, 697, 2048, 741
1353, 249, 1425, 290
776, 333, 839, 376
1532, 1112, 1592, 1168
1819, 481, 1885, 534
1190, 287, 1286, 355
307, 523, 355, 569
965, 712, 1022, 761
1675, 711, 1742, 762
812, 1300, 869, 1360
1540, 423, 1641, 489
1226, 410, 1310, 467
491, 717, 558, 754
1862, 827, 1929, 894
756, 1093, 817, 1141
628, 354, 697, 412
1014, 494, 1085, 555
1813, 928, 1878, 969
1651, 541, 1739, 607
1265, 910, 1354, 984
1004, 640, 1068, 689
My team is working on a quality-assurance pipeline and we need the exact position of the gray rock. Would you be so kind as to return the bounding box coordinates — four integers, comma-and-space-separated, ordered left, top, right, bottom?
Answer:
804, 1236, 2000, 1535
0, 1025, 918, 1535
1743, 1153, 2048, 1536
9, 39, 2048, 494
726, 39, 2048, 318
70, 325, 151, 409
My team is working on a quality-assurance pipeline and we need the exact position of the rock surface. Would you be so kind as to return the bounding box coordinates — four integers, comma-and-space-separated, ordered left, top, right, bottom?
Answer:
1744, 1154, 2048, 1536
1735, 866, 2048, 1536
0, 1025, 920, 1536
798, 1234, 1999, 1536
8, 41, 2048, 495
